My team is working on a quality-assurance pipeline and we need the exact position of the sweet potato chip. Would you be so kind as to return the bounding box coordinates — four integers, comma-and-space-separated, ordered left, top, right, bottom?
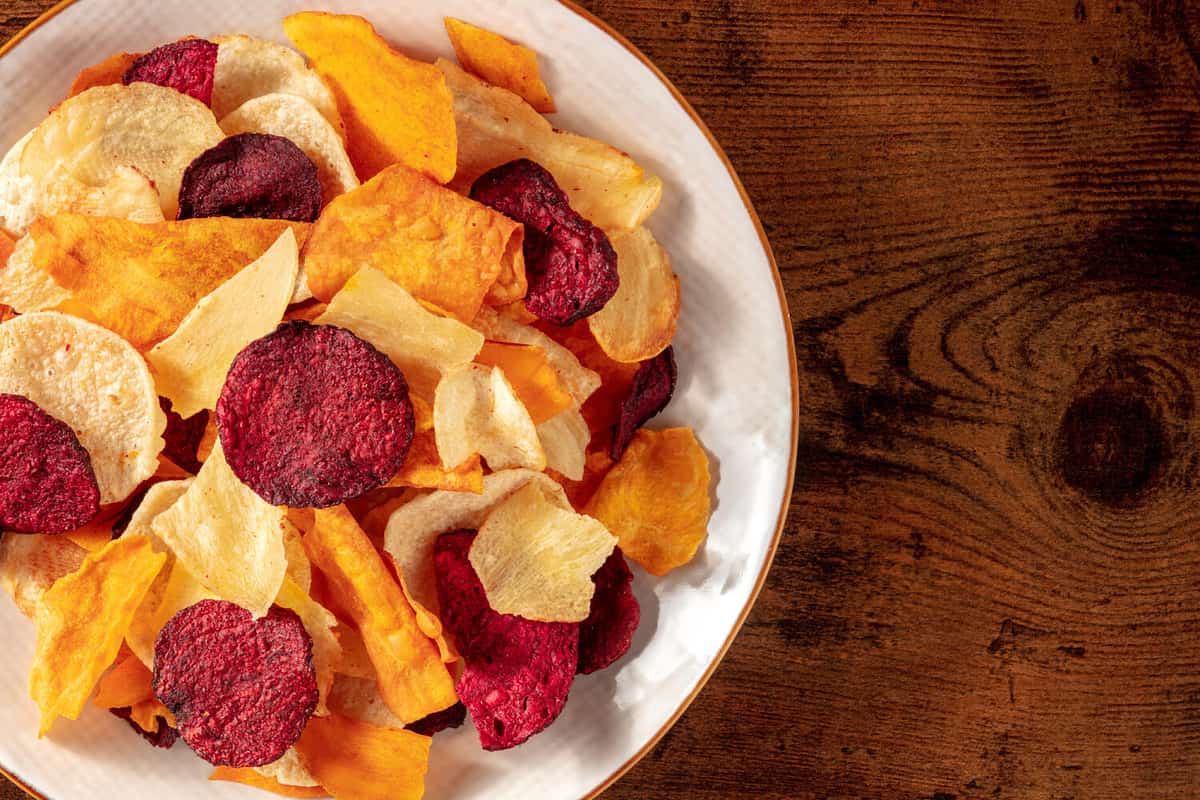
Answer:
549, 449, 615, 511
304, 505, 456, 723
444, 18, 555, 114
387, 430, 484, 494
148, 229, 299, 417
210, 767, 327, 798
434, 364, 546, 472
585, 428, 711, 576
301, 164, 522, 322
326, 674, 406, 730
67, 52, 140, 98
538, 407, 591, 481
315, 267, 483, 400
0, 534, 86, 619
439, 59, 662, 232
276, 577, 341, 715
284, 12, 456, 183
588, 227, 680, 363
64, 505, 125, 552
472, 307, 600, 405
296, 713, 431, 800
92, 651, 177, 733
0, 229, 12, 266
30, 535, 166, 735
475, 341, 573, 424
212, 34, 343, 134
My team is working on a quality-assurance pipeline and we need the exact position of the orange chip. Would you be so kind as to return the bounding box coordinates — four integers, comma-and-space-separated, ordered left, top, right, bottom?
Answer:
67, 52, 140, 99
396, 570, 457, 664
539, 321, 640, 438
301, 164, 522, 321
0, 229, 14, 267
283, 12, 456, 183
63, 503, 123, 552
30, 535, 167, 736
444, 18, 555, 114
92, 651, 176, 730
296, 713, 431, 800
26, 214, 308, 350
386, 429, 484, 493
548, 449, 615, 510
303, 505, 457, 723
475, 341, 573, 424
210, 768, 328, 798
585, 428, 711, 576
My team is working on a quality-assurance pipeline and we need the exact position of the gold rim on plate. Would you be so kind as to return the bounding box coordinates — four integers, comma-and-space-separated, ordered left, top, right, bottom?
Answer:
0, 2, 799, 797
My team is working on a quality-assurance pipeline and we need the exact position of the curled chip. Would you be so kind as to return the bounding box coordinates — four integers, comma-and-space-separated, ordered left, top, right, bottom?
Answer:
296, 713, 432, 800
159, 399, 209, 474
435, 530, 578, 750
588, 227, 681, 363
34, 164, 165, 225
433, 364, 545, 473
611, 346, 677, 461
153, 600, 319, 767
178, 134, 322, 222
578, 549, 640, 674
474, 341, 573, 424
472, 307, 600, 405
0, 534, 86, 619
110, 706, 179, 749
444, 18, 555, 113
472, 159, 618, 325
212, 35, 344, 133
406, 701, 467, 737
0, 393, 101, 534
123, 40, 219, 106
217, 321, 414, 507
67, 52, 140, 98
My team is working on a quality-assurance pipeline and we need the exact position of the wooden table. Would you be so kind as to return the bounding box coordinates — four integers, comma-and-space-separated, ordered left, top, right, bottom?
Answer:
7, 1, 1200, 798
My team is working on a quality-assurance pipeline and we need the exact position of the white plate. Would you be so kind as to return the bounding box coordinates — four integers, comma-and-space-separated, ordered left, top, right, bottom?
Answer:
0, 2, 796, 798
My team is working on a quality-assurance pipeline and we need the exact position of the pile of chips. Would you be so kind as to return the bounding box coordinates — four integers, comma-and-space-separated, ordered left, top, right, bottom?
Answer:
0, 12, 708, 799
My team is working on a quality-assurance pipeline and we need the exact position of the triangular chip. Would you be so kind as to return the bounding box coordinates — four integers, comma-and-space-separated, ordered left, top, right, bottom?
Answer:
588, 226, 680, 363
275, 577, 342, 715
434, 364, 545, 472
0, 534, 86, 619
295, 713, 431, 800
444, 18, 555, 113
475, 341, 573, 424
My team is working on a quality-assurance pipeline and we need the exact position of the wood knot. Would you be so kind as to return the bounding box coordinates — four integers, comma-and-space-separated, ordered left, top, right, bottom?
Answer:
1055, 390, 1167, 507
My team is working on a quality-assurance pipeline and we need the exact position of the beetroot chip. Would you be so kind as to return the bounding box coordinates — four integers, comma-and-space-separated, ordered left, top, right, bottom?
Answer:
109, 706, 179, 750
177, 133, 322, 222
153, 600, 318, 767
123, 39, 218, 105
216, 321, 414, 508
610, 346, 677, 461
0, 393, 100, 534
578, 549, 640, 674
434, 529, 578, 751
406, 701, 467, 737
471, 159, 618, 326
159, 397, 208, 474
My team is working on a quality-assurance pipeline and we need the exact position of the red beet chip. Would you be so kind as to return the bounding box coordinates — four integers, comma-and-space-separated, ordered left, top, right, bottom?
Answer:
610, 346, 677, 461
177, 133, 322, 222
216, 321, 414, 508
406, 701, 467, 737
152, 600, 318, 768
159, 397, 208, 474
577, 548, 640, 675
109, 707, 179, 750
123, 39, 218, 105
0, 393, 100, 534
471, 159, 619, 326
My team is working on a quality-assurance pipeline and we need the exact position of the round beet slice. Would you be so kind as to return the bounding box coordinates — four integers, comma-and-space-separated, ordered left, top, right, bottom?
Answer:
177, 133, 322, 222
123, 39, 218, 106
0, 393, 100, 534
153, 600, 318, 767
216, 321, 414, 508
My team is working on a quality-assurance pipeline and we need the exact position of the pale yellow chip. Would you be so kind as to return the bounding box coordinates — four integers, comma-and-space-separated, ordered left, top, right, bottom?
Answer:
439, 59, 662, 232
220, 93, 359, 206
472, 306, 600, 405
316, 267, 483, 401
470, 481, 615, 622
254, 748, 322, 790
588, 227, 680, 363
0, 233, 70, 313
36, 164, 165, 226
276, 577, 342, 716
21, 83, 224, 219
0, 311, 166, 504
326, 674, 407, 731
434, 363, 545, 472
537, 407, 590, 481
0, 131, 35, 237
122, 479, 193, 542
150, 445, 287, 617
383, 468, 569, 612
125, 556, 213, 669
0, 535, 87, 619
283, 518, 313, 594
148, 229, 298, 418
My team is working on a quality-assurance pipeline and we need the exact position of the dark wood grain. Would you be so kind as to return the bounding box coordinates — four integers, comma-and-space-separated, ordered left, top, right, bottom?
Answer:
6, 1, 1200, 798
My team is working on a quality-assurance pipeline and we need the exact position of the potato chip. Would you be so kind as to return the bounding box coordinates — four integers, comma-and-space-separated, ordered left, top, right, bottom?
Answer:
538, 407, 590, 481
148, 229, 298, 417
439, 59, 662, 232
275, 578, 341, 716
30, 535, 166, 735
301, 164, 523, 322
36, 164, 165, 225
387, 431, 483, 494
472, 307, 600, 405
284, 12, 456, 183
588, 227, 680, 363
444, 18, 555, 114
151, 445, 287, 617
211, 767, 327, 798
434, 364, 546, 472
315, 267, 483, 400
255, 748, 322, 790
585, 428, 711, 576
0, 312, 166, 504
304, 505, 456, 723
0, 233, 69, 312
212, 34, 344, 134
470, 481, 615, 622
125, 557, 213, 669
475, 341, 573, 424
0, 131, 36, 236
0, 534, 86, 618
220, 93, 360, 207
21, 83, 224, 219
326, 674, 407, 731
67, 51, 139, 98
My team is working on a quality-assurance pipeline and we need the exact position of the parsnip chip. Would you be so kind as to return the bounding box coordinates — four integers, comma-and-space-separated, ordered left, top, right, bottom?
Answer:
0, 233, 69, 312
387, 430, 483, 493
284, 12, 456, 183
255, 748, 322, 790
296, 714, 431, 800
439, 59, 662, 231
434, 364, 545, 472
24, 214, 307, 349
151, 445, 287, 617
211, 767, 327, 798
397, 573, 457, 664
0, 131, 36, 236
475, 341, 573, 424
471, 481, 615, 622
472, 306, 600, 405
326, 674, 408, 731
316, 267, 483, 400
586, 428, 712, 576
122, 479, 193, 542
301, 164, 523, 322
333, 625, 376, 680
212, 34, 344, 134
537, 407, 590, 481
67, 52, 139, 98
220, 93, 359, 206
283, 519, 313, 594
30, 535, 166, 736
275, 577, 341, 715
148, 229, 299, 417
0, 534, 86, 619
36, 164, 165, 225
21, 83, 224, 218
0, 312, 166, 503
125, 556, 213, 669
444, 18, 555, 113
383, 468, 569, 613
304, 505, 456, 724
588, 227, 680, 362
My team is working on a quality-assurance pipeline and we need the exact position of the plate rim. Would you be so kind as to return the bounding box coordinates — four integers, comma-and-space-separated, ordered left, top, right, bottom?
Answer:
0, 2, 799, 797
